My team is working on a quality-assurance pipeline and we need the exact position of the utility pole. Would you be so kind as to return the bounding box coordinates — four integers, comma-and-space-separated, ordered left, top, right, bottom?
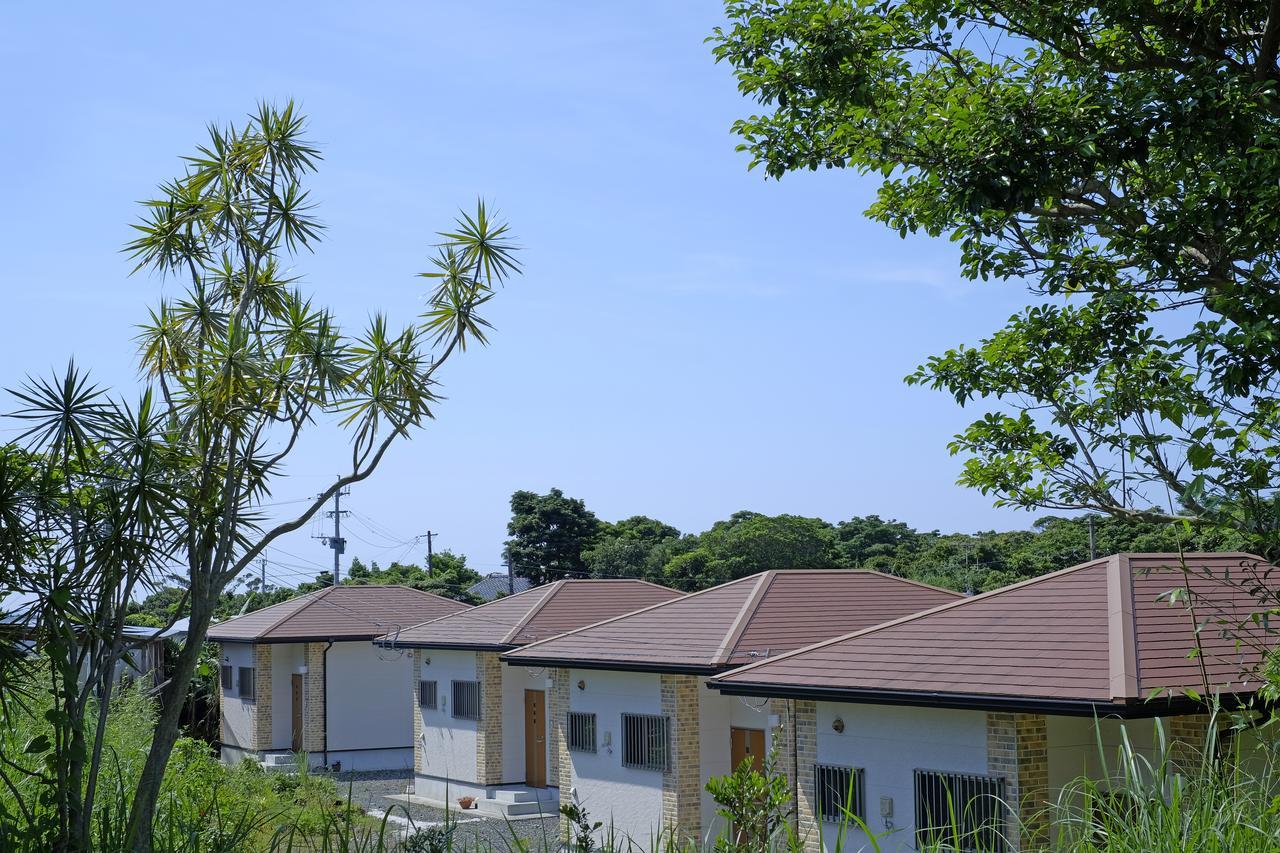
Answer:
1088, 515, 1097, 561
425, 530, 436, 576
313, 481, 350, 586
504, 557, 514, 595
259, 556, 267, 592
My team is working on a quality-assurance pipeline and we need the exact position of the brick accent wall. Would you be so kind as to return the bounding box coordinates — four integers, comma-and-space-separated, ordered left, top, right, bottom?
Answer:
1169, 712, 1215, 774
251, 644, 273, 751
660, 674, 702, 842
412, 650, 425, 773
791, 700, 819, 853
987, 712, 1048, 852
303, 643, 327, 755
548, 667, 571, 792
548, 667, 572, 844
475, 651, 504, 785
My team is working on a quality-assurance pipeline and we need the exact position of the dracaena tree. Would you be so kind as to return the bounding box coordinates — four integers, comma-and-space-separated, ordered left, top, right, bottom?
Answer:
710, 1, 1280, 562
2, 101, 520, 851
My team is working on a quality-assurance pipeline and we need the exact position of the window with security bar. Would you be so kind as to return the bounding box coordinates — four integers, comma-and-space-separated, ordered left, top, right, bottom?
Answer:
815, 763, 866, 822
418, 680, 438, 709
914, 769, 1007, 853
451, 680, 480, 720
238, 667, 255, 701
220, 664, 233, 692
621, 713, 668, 771
567, 711, 596, 753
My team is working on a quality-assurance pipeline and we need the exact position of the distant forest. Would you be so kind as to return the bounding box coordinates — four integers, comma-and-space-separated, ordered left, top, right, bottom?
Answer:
128, 487, 1247, 625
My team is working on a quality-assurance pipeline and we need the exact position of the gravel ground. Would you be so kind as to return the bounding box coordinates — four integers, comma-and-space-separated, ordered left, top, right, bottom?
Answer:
332, 770, 561, 851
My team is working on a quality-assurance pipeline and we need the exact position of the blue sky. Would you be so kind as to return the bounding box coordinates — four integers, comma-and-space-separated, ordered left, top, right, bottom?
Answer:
0, 3, 1038, 587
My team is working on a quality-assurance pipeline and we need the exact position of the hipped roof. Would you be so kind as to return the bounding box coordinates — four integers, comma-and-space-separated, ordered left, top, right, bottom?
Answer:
711, 553, 1278, 716
208, 585, 471, 643
380, 579, 683, 650
503, 570, 963, 674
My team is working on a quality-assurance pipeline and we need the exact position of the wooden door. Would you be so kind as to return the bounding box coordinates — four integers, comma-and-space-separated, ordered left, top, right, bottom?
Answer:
730, 727, 766, 772
524, 689, 547, 787
291, 674, 303, 752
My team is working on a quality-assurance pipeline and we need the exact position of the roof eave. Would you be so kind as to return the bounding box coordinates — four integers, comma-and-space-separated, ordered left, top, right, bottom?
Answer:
708, 680, 1254, 718
211, 633, 382, 644
387, 640, 518, 652
501, 654, 722, 676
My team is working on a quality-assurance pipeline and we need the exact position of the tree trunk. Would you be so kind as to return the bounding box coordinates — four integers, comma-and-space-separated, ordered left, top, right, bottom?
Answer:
123, 604, 212, 853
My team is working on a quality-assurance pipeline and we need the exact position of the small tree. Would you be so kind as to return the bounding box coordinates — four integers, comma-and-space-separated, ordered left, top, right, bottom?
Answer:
705, 750, 794, 851
2, 101, 522, 852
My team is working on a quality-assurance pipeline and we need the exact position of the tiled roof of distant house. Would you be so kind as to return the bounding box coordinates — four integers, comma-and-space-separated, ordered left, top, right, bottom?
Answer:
467, 572, 532, 602
379, 579, 682, 650
503, 570, 963, 674
208, 585, 471, 643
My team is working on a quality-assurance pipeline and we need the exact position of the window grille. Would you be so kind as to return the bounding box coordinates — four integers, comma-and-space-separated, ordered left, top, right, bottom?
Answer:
451, 680, 481, 720
567, 711, 597, 753
220, 664, 233, 692
815, 763, 866, 822
914, 769, 1007, 853
418, 680, 438, 709
621, 713, 668, 771
238, 667, 255, 701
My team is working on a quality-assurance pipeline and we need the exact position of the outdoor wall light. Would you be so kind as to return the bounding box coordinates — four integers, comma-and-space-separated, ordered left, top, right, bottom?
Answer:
831, 717, 845, 734
577, 679, 586, 691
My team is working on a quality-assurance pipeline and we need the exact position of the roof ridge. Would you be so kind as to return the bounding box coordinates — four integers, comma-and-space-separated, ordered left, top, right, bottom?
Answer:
501, 581, 562, 644
713, 571, 776, 666
1107, 554, 1140, 701
385, 582, 546, 639
507, 574, 766, 657
713, 556, 1114, 682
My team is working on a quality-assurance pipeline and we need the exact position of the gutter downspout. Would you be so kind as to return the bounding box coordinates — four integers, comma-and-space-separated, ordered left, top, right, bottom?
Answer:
322, 639, 334, 767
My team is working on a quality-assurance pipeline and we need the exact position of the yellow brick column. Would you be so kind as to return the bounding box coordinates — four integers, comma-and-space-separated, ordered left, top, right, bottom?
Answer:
303, 642, 328, 756
412, 650, 425, 773
251, 644, 273, 751
987, 713, 1048, 852
795, 701, 819, 853
475, 651, 504, 785
1169, 712, 1216, 774
548, 667, 573, 843
660, 674, 702, 842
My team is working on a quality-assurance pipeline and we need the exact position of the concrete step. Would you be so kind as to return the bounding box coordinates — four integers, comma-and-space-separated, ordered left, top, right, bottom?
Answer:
257, 753, 298, 772
477, 792, 556, 818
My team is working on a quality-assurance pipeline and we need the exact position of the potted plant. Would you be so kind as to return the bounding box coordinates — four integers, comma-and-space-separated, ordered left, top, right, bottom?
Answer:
457, 795, 476, 810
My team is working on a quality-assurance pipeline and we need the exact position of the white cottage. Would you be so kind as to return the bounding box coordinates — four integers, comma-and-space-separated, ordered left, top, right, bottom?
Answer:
209, 584, 470, 770
377, 579, 682, 817
709, 553, 1279, 853
502, 570, 963, 844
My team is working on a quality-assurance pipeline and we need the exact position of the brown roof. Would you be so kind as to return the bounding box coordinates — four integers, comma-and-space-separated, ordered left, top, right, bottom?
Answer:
711, 553, 1279, 713
208, 585, 471, 643
503, 570, 963, 673
380, 579, 683, 650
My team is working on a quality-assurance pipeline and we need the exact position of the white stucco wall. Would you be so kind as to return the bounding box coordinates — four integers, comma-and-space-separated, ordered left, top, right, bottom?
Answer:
565, 668, 665, 844
502, 662, 551, 783
219, 642, 255, 750
416, 648, 480, 797
815, 702, 989, 853
699, 682, 777, 838
326, 640, 413, 754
